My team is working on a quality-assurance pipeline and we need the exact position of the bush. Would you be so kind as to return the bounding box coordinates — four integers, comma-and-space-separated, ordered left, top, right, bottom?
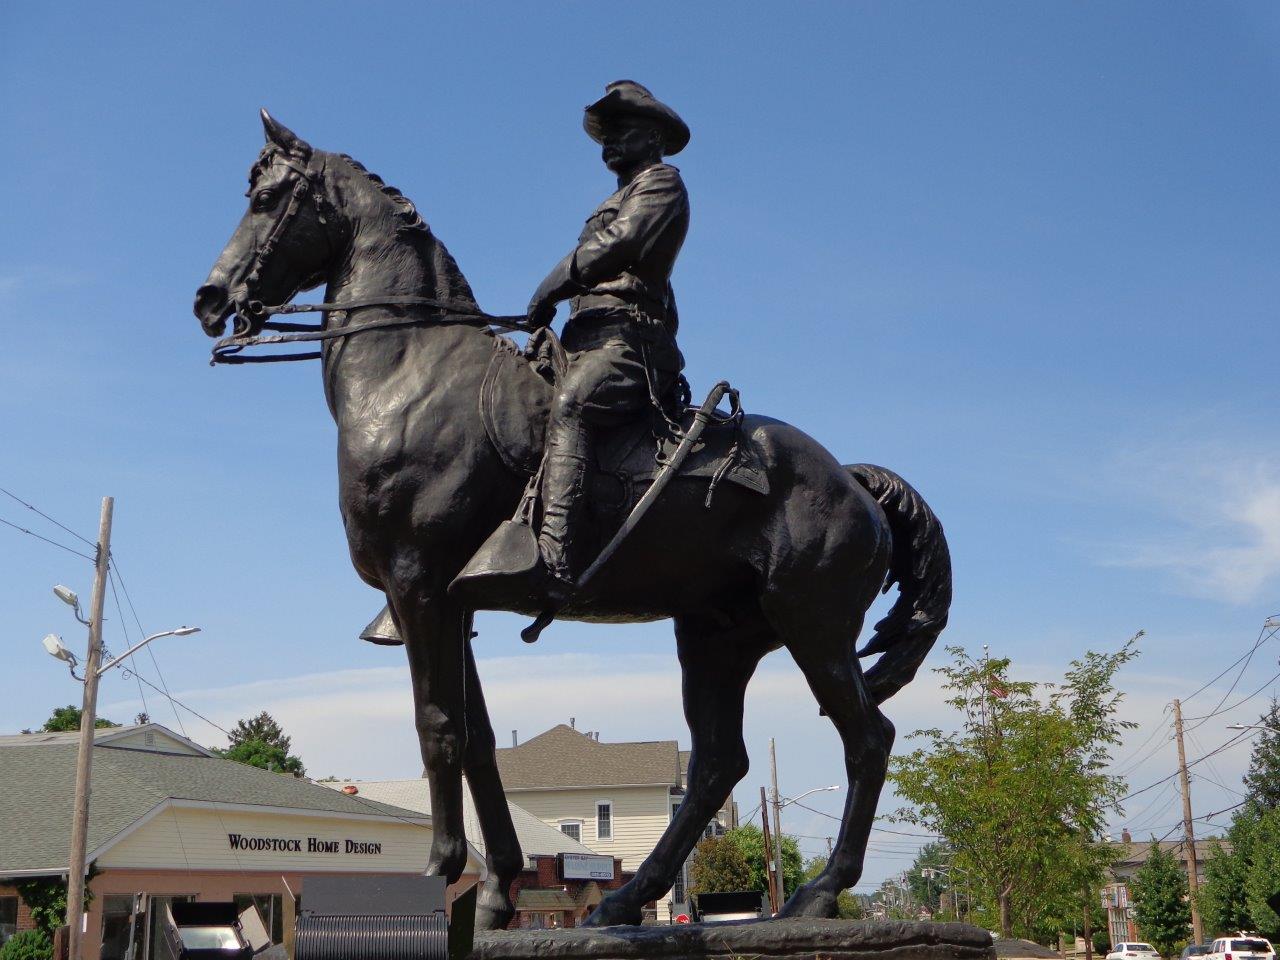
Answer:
0, 929, 53, 960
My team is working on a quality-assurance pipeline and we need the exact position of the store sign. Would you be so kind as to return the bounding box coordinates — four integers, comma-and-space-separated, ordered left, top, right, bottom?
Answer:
559, 853, 614, 881
227, 833, 383, 855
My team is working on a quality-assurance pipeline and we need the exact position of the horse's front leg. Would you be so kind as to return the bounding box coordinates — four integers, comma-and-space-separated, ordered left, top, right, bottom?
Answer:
392, 579, 470, 883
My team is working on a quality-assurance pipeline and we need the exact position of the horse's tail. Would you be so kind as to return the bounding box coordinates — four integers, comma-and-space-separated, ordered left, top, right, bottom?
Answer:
847, 464, 952, 705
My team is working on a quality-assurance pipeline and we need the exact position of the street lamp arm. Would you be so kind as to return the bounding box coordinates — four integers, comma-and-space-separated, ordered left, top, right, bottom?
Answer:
780, 785, 842, 808
96, 627, 200, 677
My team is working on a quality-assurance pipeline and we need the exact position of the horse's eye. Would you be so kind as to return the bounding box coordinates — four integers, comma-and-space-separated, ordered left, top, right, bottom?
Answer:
253, 190, 274, 211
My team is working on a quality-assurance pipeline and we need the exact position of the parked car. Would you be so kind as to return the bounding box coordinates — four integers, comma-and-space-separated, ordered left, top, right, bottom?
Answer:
1182, 945, 1213, 960
1206, 936, 1275, 960
1107, 943, 1161, 960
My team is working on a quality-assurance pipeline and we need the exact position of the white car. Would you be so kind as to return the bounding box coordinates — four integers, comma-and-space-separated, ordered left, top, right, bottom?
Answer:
1108, 944, 1161, 960
1207, 936, 1276, 960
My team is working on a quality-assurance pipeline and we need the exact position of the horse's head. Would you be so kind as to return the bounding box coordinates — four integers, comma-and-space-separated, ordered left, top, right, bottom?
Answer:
194, 110, 335, 337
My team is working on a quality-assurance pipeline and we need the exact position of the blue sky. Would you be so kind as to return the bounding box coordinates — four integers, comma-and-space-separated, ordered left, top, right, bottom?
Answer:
3, 2, 1279, 890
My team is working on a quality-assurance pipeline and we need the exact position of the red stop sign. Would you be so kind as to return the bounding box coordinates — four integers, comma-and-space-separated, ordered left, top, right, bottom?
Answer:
675, 914, 691, 924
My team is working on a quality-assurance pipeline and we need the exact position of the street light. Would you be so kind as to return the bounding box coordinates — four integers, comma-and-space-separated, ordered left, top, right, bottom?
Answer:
1227, 723, 1274, 732
96, 626, 200, 677
780, 785, 841, 808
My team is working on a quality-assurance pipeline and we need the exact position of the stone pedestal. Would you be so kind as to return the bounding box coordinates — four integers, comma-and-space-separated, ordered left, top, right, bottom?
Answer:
472, 919, 994, 960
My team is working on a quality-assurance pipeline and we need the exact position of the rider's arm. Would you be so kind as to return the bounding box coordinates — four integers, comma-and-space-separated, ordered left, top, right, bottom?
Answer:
527, 166, 687, 324
571, 165, 687, 288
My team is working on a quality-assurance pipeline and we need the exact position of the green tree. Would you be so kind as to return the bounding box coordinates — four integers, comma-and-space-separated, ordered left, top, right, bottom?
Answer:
40, 706, 118, 732
1200, 836, 1251, 937
0, 930, 52, 960
907, 841, 953, 913
717, 825, 803, 899
888, 640, 1138, 939
214, 712, 305, 776
1241, 701, 1280, 812
1243, 807, 1280, 939
1130, 841, 1191, 957
690, 834, 754, 895
802, 857, 864, 918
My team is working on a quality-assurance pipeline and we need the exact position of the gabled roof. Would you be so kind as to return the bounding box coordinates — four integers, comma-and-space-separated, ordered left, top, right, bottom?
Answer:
0, 741, 430, 876
323, 778, 600, 858
0, 723, 212, 757
496, 725, 680, 790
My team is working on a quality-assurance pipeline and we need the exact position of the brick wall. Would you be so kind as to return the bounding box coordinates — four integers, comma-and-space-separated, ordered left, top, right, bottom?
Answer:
506, 856, 629, 929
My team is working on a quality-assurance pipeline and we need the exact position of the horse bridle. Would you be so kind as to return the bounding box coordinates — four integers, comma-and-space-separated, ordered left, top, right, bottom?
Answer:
215, 149, 527, 365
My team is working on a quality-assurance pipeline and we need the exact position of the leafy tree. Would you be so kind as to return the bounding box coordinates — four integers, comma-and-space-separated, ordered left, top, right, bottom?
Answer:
1241, 701, 1280, 812
0, 930, 52, 960
690, 834, 754, 895
41, 706, 118, 732
907, 841, 954, 913
802, 857, 864, 918
1201, 836, 1251, 937
1130, 841, 1190, 957
214, 712, 305, 776
1243, 807, 1280, 939
888, 640, 1137, 939
716, 825, 803, 899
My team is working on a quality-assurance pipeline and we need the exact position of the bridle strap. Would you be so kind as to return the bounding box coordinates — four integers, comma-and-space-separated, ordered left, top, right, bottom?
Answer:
211, 297, 530, 365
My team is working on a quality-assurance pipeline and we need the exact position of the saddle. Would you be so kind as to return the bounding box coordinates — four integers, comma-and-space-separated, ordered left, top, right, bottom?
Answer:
360, 334, 769, 645
479, 333, 769, 506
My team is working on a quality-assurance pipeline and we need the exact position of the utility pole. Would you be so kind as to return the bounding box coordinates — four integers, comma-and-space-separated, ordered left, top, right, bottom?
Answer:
770, 738, 785, 913
759, 787, 778, 915
1172, 698, 1204, 945
66, 497, 113, 960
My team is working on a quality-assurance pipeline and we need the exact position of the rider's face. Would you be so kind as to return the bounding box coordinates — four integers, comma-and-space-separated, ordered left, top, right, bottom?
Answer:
601, 118, 661, 174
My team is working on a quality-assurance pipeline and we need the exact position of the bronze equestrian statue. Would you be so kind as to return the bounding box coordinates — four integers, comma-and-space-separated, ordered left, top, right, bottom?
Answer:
193, 83, 952, 931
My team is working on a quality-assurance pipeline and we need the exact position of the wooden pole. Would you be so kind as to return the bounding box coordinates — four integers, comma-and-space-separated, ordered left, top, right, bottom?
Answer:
66, 497, 113, 960
770, 738, 785, 912
759, 787, 778, 915
1173, 699, 1204, 945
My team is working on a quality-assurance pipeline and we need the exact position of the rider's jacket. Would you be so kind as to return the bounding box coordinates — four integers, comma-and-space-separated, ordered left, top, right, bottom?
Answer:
568, 162, 689, 335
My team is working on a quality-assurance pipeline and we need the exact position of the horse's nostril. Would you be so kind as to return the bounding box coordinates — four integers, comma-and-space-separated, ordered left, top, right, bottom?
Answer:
194, 283, 228, 320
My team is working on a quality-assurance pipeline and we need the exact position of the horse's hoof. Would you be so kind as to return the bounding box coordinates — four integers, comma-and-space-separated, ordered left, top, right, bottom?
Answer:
778, 884, 839, 919
475, 896, 515, 931
582, 895, 643, 927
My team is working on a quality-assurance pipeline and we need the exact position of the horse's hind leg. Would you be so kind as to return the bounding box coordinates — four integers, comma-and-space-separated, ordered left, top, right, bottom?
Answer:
585, 613, 775, 927
765, 595, 893, 918
460, 626, 523, 930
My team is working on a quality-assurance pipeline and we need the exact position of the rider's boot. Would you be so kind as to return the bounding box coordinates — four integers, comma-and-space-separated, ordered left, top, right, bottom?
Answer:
537, 418, 591, 604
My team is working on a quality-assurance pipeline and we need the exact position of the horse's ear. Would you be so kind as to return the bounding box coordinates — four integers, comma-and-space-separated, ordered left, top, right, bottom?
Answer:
261, 108, 311, 158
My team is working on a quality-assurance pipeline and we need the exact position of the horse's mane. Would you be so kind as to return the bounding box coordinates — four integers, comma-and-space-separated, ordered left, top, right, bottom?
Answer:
336, 153, 479, 310
251, 145, 479, 310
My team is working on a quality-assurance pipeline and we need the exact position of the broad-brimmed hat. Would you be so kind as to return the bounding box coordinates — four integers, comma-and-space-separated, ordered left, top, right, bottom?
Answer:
583, 80, 690, 156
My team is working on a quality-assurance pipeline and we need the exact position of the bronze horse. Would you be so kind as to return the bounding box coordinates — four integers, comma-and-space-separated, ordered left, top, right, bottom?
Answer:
194, 112, 952, 929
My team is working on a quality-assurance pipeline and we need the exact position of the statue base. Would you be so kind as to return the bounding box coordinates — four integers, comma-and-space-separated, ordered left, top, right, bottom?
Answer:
471, 919, 994, 960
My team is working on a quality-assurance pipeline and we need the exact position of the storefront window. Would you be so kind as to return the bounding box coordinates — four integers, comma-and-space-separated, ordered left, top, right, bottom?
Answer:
0, 896, 17, 944
233, 894, 283, 944
144, 895, 194, 960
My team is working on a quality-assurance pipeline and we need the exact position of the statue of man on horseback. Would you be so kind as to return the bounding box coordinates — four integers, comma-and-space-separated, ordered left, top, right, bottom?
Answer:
524, 80, 691, 598
194, 89, 953, 931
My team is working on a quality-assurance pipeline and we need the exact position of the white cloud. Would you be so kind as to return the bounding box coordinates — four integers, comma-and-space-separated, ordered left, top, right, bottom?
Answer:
1097, 439, 1280, 604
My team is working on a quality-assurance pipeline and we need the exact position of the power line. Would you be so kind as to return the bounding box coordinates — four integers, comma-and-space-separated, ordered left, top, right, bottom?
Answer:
108, 558, 189, 738
0, 515, 96, 561
117, 667, 230, 739
0, 485, 97, 548
1180, 619, 1278, 712
1119, 724, 1259, 804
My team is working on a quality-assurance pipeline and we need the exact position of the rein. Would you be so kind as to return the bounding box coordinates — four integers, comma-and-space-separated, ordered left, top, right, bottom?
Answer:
210, 297, 529, 365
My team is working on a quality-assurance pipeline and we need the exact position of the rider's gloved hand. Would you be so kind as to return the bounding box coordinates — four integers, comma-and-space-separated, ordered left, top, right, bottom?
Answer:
526, 295, 557, 329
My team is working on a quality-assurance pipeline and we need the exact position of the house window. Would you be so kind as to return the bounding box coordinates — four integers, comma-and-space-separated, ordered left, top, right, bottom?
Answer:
559, 821, 582, 842
0, 896, 17, 944
596, 802, 613, 841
